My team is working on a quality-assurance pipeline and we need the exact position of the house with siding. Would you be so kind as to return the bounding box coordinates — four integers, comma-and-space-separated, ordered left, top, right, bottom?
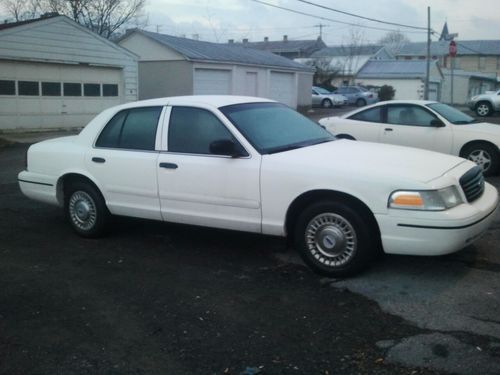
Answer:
296, 45, 393, 86
355, 60, 443, 101
0, 14, 138, 131
228, 35, 326, 59
118, 30, 314, 110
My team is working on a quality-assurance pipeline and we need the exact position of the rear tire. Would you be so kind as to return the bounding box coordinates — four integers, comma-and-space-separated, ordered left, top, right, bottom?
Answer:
322, 99, 333, 108
356, 98, 366, 107
64, 180, 109, 238
475, 102, 492, 117
461, 142, 499, 176
294, 201, 375, 277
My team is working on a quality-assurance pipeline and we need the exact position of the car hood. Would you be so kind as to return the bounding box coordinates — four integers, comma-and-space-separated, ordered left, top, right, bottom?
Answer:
265, 139, 465, 184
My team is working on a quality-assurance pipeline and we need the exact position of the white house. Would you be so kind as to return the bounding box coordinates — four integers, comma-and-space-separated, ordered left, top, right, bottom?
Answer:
118, 30, 313, 110
0, 14, 138, 131
355, 60, 444, 101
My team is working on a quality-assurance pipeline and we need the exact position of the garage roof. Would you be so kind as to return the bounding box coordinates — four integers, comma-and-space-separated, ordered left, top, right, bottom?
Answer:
398, 40, 500, 56
126, 30, 312, 71
357, 60, 440, 79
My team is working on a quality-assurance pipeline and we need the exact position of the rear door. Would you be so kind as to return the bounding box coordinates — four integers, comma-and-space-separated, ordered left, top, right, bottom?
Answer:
85, 106, 164, 220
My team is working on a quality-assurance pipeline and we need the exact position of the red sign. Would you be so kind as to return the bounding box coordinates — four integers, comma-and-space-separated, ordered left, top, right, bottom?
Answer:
449, 40, 457, 57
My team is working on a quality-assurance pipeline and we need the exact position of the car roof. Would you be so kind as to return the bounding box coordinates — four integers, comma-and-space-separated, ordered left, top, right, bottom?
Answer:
116, 95, 276, 110
341, 99, 439, 118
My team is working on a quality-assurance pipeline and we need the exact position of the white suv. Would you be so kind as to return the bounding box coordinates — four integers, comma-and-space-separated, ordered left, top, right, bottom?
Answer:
18, 96, 499, 276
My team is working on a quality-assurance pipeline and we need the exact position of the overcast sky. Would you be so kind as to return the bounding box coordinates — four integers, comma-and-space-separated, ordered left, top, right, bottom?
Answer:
143, 0, 500, 45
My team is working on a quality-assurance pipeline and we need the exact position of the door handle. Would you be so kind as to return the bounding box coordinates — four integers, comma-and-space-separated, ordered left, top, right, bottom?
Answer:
384, 128, 393, 131
92, 157, 106, 163
159, 162, 178, 169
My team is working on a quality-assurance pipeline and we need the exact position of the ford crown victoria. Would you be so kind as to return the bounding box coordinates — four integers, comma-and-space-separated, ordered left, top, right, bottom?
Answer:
18, 96, 499, 276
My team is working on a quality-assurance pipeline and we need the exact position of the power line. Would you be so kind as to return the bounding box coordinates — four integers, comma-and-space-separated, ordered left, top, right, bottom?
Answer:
295, 0, 427, 30
251, 0, 428, 34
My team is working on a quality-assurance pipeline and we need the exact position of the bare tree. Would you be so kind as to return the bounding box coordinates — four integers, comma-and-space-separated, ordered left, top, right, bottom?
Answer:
378, 30, 410, 55
1, 0, 146, 39
304, 58, 340, 89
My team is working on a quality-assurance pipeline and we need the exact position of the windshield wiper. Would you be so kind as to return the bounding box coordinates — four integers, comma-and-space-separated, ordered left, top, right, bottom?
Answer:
265, 137, 334, 154
453, 119, 477, 124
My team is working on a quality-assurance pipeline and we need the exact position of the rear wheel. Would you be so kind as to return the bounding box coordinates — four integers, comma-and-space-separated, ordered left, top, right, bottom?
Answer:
356, 98, 366, 107
475, 102, 492, 117
321, 99, 333, 108
294, 201, 375, 277
65, 180, 109, 237
461, 142, 499, 176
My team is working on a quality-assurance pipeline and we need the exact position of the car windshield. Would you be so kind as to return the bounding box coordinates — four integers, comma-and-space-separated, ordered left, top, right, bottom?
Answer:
220, 102, 335, 154
314, 87, 331, 95
427, 103, 477, 124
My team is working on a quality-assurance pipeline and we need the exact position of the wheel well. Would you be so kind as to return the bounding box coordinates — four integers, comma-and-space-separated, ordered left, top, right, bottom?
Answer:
56, 173, 102, 206
459, 140, 498, 157
476, 100, 492, 108
336, 134, 356, 140
322, 98, 332, 104
285, 190, 381, 243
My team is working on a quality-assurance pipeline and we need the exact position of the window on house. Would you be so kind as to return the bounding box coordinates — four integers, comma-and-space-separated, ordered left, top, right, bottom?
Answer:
0, 80, 15, 95
84, 83, 100, 97
103, 84, 119, 97
18, 81, 39, 96
64, 83, 82, 96
42, 82, 61, 96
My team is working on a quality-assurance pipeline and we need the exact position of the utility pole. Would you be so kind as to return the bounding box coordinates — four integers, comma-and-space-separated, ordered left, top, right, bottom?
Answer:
425, 6, 431, 100
314, 24, 327, 39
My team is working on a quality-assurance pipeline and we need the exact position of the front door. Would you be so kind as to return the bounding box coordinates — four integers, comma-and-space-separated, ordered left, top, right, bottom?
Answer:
157, 106, 262, 233
380, 104, 453, 154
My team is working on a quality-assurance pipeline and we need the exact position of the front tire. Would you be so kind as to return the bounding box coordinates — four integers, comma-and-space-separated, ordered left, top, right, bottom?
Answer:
475, 102, 492, 117
65, 181, 109, 237
461, 142, 499, 176
294, 201, 375, 277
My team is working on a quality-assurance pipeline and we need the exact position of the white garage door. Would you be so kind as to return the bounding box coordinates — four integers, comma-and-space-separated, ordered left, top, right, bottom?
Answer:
270, 71, 295, 107
193, 69, 232, 95
0, 61, 123, 131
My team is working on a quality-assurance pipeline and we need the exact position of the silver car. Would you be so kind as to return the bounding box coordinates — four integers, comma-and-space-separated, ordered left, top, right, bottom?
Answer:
312, 86, 347, 108
334, 86, 378, 107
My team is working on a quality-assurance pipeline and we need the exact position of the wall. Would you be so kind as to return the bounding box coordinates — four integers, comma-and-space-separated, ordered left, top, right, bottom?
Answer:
297, 72, 314, 111
119, 32, 185, 62
138, 61, 193, 99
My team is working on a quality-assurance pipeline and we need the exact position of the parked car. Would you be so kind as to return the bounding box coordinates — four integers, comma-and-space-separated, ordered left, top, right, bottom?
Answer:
333, 86, 378, 107
312, 86, 347, 108
18, 96, 498, 277
468, 89, 500, 117
320, 100, 500, 176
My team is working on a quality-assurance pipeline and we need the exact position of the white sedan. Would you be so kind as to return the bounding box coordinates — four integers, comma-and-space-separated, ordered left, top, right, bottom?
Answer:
18, 96, 499, 276
319, 100, 500, 176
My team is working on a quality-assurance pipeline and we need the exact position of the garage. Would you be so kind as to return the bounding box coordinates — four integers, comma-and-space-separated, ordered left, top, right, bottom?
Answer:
0, 15, 137, 131
270, 71, 296, 107
193, 69, 232, 95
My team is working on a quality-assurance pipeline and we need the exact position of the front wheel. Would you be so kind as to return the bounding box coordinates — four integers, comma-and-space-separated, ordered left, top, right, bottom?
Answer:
321, 99, 333, 108
294, 201, 375, 277
475, 102, 492, 117
356, 98, 366, 107
65, 181, 110, 237
461, 143, 499, 176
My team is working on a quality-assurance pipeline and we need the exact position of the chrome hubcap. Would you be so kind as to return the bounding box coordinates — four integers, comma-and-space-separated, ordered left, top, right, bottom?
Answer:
305, 213, 357, 267
69, 191, 97, 231
468, 149, 491, 172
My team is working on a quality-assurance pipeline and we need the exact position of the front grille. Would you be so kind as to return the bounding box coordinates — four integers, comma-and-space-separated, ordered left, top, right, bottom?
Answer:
459, 166, 485, 203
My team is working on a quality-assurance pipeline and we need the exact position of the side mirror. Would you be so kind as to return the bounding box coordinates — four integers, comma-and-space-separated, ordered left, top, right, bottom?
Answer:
431, 119, 446, 127
209, 139, 246, 158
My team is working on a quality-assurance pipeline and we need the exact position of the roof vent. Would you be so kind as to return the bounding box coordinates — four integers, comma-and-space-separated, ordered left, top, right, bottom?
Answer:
228, 39, 234, 44
243, 38, 249, 43
264, 37, 269, 42
283, 35, 288, 42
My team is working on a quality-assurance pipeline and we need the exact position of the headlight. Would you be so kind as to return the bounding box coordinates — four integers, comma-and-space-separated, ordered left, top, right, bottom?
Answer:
389, 186, 463, 211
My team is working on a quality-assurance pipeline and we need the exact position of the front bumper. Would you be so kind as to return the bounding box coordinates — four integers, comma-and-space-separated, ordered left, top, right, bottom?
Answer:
376, 182, 499, 256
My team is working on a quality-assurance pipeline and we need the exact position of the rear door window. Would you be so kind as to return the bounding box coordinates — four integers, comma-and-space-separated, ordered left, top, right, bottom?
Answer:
348, 107, 382, 123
